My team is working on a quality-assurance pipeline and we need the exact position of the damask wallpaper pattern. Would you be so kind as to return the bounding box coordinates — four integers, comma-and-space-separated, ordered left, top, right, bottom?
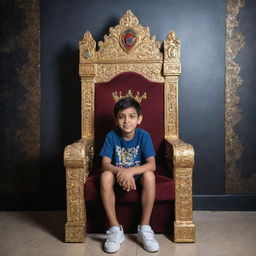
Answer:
0, 0, 40, 194
225, 0, 256, 193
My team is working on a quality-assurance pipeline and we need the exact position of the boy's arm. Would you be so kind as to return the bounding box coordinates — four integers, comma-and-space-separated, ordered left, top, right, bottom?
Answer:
102, 156, 123, 174
130, 156, 156, 175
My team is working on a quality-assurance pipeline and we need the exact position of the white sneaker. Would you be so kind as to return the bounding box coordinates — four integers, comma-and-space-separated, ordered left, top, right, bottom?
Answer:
137, 225, 159, 252
104, 225, 124, 253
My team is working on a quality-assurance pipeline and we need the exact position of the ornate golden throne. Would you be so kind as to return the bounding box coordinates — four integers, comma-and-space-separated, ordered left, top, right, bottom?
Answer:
64, 10, 195, 243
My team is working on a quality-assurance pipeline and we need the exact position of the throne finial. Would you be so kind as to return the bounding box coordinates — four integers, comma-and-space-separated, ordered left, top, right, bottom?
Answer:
112, 90, 147, 104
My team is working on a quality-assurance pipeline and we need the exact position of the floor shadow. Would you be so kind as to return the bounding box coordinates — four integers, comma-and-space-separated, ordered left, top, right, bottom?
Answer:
165, 233, 173, 243
89, 235, 105, 251
126, 234, 140, 246
19, 211, 66, 242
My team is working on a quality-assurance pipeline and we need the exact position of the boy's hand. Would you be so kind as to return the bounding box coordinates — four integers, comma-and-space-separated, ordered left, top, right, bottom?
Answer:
116, 169, 134, 185
121, 177, 136, 192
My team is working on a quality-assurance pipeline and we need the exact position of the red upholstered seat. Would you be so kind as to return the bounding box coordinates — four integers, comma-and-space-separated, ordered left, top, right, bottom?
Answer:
85, 170, 175, 233
85, 173, 175, 202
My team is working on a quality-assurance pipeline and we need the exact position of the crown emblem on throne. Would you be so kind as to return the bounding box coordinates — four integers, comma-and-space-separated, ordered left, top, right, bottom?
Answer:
120, 28, 138, 53
112, 89, 147, 104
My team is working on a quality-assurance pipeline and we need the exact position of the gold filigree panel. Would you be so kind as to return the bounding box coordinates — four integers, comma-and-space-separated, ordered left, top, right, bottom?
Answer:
165, 77, 179, 137
175, 168, 193, 221
79, 64, 96, 77
66, 168, 85, 223
95, 63, 164, 83
225, 0, 256, 193
65, 167, 86, 242
81, 79, 95, 138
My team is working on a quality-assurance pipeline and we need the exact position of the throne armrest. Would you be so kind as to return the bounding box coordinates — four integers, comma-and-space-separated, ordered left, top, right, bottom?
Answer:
64, 138, 94, 242
165, 137, 196, 242
64, 138, 94, 178
165, 137, 194, 170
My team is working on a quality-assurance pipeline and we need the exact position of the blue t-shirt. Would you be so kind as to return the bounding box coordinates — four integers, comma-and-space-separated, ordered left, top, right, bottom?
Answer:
100, 128, 155, 168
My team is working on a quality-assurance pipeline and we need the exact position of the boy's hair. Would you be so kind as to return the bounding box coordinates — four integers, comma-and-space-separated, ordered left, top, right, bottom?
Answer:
114, 97, 142, 117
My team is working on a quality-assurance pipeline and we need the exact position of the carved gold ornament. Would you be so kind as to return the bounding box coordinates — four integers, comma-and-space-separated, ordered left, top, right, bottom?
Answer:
95, 63, 164, 83
164, 31, 180, 61
112, 89, 147, 103
79, 10, 162, 63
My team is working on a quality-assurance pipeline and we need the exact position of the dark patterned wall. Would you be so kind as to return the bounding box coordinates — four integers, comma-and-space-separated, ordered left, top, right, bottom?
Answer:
0, 0, 40, 194
0, 0, 255, 209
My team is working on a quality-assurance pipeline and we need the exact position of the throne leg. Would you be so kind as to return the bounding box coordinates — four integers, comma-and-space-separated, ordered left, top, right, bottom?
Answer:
65, 168, 86, 243
65, 222, 85, 242
174, 167, 196, 242
174, 221, 195, 242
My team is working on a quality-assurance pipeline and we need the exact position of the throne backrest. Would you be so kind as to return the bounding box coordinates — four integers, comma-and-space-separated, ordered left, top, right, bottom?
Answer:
79, 10, 181, 174
94, 72, 165, 171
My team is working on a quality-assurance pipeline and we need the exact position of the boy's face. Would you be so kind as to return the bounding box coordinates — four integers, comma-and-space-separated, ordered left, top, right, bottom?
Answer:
115, 107, 142, 138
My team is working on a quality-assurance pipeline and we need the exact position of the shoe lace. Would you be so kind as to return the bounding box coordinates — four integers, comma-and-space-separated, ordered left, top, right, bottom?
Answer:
142, 230, 156, 242
106, 230, 120, 244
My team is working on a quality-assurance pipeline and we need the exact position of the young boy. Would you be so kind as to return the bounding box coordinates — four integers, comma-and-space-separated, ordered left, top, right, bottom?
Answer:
100, 97, 159, 253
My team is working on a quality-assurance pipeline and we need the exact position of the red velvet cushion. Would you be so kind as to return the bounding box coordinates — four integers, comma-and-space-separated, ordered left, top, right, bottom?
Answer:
86, 201, 174, 233
85, 173, 175, 202
94, 72, 165, 174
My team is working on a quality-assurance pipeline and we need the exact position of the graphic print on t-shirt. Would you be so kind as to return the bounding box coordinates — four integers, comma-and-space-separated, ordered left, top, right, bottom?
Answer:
116, 145, 141, 168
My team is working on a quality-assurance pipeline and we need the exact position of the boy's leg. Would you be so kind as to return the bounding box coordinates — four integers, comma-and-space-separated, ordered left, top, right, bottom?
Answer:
101, 171, 124, 253
100, 171, 120, 227
138, 171, 159, 252
140, 171, 156, 225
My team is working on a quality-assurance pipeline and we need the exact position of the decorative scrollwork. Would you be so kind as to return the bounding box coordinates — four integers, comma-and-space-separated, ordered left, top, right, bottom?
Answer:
82, 79, 95, 138
164, 31, 180, 61
163, 31, 181, 75
165, 77, 178, 137
79, 64, 96, 77
80, 10, 162, 62
95, 63, 163, 83
165, 138, 194, 169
